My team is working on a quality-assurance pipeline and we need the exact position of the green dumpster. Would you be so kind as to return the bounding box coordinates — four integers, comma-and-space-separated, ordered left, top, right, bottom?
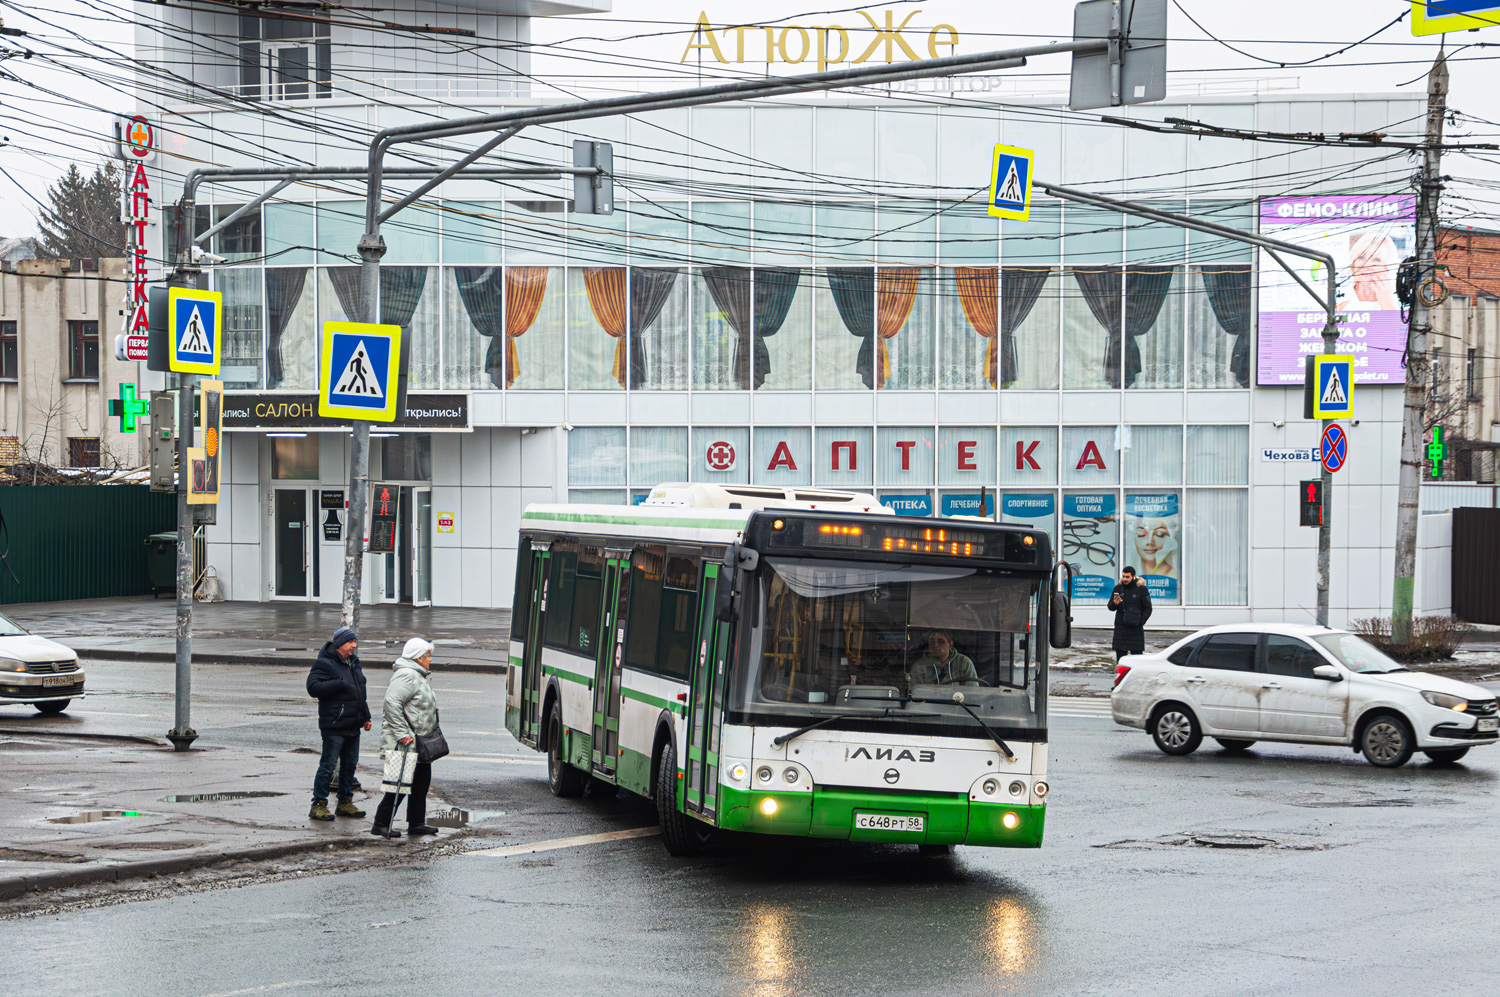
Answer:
145, 532, 177, 597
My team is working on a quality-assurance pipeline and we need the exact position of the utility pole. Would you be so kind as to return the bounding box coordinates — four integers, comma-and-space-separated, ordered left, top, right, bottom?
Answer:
166, 268, 198, 751
1314, 320, 1339, 628
1392, 47, 1448, 644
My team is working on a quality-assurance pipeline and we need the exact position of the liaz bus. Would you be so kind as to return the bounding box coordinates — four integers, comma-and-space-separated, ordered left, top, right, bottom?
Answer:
504, 482, 1072, 855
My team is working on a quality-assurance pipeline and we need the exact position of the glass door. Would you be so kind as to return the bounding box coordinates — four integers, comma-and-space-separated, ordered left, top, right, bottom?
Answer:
273, 488, 310, 598
591, 553, 631, 780
685, 563, 730, 819
412, 487, 432, 607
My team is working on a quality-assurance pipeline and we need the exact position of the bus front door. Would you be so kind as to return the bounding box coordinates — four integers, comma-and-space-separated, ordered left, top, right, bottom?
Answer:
685, 563, 731, 819
518, 547, 550, 747
591, 552, 630, 780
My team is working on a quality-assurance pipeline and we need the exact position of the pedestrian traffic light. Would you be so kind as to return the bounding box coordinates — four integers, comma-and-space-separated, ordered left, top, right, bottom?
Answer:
1427, 425, 1446, 479
1299, 479, 1323, 527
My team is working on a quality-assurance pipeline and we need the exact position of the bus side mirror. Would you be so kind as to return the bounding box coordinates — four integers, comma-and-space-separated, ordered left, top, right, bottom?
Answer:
1049, 592, 1072, 649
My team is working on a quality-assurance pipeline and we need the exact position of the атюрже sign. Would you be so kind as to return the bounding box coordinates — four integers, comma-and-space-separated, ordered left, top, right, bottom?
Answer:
1256, 194, 1414, 386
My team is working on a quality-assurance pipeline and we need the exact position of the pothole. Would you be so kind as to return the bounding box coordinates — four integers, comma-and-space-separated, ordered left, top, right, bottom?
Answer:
1193, 834, 1275, 849
162, 791, 287, 803
91, 839, 205, 851
47, 810, 149, 824
0, 847, 87, 863
1097, 831, 1335, 852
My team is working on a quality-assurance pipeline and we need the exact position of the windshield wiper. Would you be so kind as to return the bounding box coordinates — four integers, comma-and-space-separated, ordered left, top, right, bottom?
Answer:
770, 709, 945, 747
910, 691, 1016, 761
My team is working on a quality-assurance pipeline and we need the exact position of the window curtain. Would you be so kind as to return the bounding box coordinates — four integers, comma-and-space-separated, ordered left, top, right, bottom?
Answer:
698, 267, 807, 389
954, 267, 998, 386
455, 267, 547, 389
453, 267, 504, 387
1073, 265, 1173, 388
1200, 265, 1251, 388
826, 266, 918, 388
582, 267, 678, 388
1001, 267, 1050, 386
327, 266, 427, 329
265, 267, 307, 388
504, 267, 548, 388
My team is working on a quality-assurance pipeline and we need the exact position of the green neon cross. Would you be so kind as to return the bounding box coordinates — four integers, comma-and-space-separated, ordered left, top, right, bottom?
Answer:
108, 382, 150, 433
1426, 425, 1446, 479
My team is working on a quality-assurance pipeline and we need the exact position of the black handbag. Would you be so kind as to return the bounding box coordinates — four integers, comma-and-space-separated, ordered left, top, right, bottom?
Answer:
404, 704, 450, 763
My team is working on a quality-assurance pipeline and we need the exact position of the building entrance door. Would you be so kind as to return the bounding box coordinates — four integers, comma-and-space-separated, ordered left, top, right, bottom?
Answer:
412, 487, 432, 607
273, 488, 310, 599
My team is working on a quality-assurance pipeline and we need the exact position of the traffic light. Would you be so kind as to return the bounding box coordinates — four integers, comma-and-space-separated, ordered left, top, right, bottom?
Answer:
572, 140, 613, 215
1299, 479, 1323, 527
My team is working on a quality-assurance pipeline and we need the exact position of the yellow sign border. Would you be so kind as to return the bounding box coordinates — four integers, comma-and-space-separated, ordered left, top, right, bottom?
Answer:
988, 143, 1035, 221
1411, 1, 1500, 35
319, 320, 403, 423
1311, 354, 1355, 420
167, 287, 222, 375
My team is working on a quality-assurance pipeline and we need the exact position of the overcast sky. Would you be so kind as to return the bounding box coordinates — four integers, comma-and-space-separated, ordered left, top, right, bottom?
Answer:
0, 1, 1495, 237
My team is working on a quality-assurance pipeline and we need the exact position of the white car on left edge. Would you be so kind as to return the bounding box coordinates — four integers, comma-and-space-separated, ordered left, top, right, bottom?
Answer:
1111, 624, 1498, 768
0, 612, 85, 714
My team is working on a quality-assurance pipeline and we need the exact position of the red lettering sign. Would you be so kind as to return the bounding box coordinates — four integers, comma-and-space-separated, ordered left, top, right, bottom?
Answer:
766, 441, 798, 471
1015, 440, 1041, 471
831, 440, 857, 471
1076, 440, 1107, 471
894, 439, 915, 471
957, 440, 977, 471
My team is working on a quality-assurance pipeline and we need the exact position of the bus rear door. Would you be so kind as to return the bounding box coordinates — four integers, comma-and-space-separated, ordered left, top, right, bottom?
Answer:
685, 562, 732, 819
591, 550, 631, 780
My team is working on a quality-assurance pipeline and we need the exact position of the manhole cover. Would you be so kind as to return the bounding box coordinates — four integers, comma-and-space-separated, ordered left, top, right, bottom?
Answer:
47, 810, 148, 824
162, 791, 287, 803
1193, 834, 1275, 849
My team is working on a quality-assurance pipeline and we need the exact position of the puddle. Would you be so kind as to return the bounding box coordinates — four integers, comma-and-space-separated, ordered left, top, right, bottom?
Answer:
47, 810, 148, 824
162, 791, 287, 803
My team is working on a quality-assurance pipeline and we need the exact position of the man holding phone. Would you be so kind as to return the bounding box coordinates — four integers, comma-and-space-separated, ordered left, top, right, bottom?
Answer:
1108, 567, 1153, 662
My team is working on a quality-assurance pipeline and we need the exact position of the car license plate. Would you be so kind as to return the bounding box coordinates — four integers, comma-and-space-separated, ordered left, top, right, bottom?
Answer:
40, 676, 71, 688
1478, 717, 1498, 732
854, 812, 923, 832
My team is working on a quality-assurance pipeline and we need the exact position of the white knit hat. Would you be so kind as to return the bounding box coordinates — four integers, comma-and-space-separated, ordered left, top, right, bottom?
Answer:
402, 637, 434, 662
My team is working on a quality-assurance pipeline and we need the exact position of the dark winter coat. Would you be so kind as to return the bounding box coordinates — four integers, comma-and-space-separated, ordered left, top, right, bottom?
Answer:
307, 642, 371, 732
1109, 578, 1153, 653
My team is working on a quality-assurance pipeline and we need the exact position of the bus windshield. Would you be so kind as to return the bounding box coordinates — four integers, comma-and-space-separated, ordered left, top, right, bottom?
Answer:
733, 558, 1045, 736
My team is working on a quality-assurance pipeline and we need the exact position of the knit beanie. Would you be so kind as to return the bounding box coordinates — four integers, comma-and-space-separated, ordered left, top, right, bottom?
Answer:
402, 636, 434, 662
331, 626, 357, 648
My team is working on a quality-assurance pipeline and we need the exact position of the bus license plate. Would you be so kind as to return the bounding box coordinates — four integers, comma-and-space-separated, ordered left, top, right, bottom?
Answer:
41, 676, 72, 688
1478, 717, 1498, 732
854, 813, 923, 832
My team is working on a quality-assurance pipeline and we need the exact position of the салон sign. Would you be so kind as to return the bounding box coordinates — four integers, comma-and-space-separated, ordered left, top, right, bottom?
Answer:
681, 8, 960, 73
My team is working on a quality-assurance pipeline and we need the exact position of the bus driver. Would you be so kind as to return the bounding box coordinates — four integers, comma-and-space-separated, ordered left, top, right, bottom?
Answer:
908, 630, 980, 687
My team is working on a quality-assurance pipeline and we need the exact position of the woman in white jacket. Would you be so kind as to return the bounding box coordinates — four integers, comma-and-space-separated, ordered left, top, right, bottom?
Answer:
372, 637, 441, 839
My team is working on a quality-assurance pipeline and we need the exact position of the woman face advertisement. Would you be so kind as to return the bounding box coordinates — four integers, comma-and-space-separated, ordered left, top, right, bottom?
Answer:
1125, 494, 1179, 601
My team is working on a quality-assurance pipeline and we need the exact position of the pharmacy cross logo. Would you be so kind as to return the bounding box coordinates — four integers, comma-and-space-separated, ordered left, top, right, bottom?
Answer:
706, 441, 736, 472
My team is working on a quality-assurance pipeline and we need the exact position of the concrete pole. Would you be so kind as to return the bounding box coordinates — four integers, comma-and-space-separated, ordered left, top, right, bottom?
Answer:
1392, 49, 1448, 644
1315, 321, 1338, 628
166, 259, 198, 751
339, 233, 387, 630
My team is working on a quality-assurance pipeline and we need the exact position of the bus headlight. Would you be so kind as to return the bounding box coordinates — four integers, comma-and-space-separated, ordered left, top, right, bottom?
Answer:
982, 779, 999, 796
760, 798, 779, 816
783, 767, 799, 784
1002, 812, 1020, 829
756, 766, 774, 784
1008, 780, 1026, 797
1034, 781, 1049, 798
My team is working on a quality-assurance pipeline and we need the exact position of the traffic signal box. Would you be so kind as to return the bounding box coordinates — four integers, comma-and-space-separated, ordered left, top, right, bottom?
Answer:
1299, 479, 1324, 527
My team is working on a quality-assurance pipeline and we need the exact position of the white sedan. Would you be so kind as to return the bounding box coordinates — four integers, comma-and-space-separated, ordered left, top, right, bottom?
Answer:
1111, 623, 1498, 768
0, 612, 85, 714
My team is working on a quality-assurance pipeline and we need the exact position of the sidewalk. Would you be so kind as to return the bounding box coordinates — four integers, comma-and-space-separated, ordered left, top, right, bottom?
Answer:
0, 730, 442, 903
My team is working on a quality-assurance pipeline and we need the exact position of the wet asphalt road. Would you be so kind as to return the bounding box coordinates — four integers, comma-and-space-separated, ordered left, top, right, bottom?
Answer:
5, 661, 1500, 994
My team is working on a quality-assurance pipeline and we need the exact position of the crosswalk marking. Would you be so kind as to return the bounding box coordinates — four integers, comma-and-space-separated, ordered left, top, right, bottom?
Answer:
1048, 696, 1113, 720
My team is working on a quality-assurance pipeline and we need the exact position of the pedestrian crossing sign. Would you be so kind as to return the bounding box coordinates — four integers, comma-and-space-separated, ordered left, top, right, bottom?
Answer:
988, 143, 1035, 220
167, 287, 221, 375
320, 321, 403, 422
1311, 354, 1355, 420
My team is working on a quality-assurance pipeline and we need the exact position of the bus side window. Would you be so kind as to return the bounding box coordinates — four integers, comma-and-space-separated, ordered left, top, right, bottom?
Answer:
656, 555, 699, 681
568, 547, 604, 653
624, 545, 665, 672
543, 549, 578, 650
511, 539, 532, 642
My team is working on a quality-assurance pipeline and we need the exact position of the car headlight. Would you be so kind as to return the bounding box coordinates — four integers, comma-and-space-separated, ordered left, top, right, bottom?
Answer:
1421, 691, 1469, 712
0, 659, 26, 673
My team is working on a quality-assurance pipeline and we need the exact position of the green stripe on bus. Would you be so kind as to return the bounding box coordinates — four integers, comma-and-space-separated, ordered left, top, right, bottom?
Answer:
543, 664, 593, 687
622, 686, 686, 716
523, 510, 747, 531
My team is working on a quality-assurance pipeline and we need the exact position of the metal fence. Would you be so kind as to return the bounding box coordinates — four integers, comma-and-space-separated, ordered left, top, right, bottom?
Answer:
1421, 483, 1499, 514
1453, 508, 1500, 625
0, 486, 178, 605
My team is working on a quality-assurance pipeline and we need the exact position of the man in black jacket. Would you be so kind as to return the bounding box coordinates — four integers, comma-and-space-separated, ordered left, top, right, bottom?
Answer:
307, 626, 371, 821
1108, 566, 1153, 662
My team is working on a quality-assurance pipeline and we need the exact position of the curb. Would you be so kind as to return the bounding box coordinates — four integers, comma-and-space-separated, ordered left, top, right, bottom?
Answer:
71, 648, 508, 674
0, 728, 165, 746
0, 835, 378, 903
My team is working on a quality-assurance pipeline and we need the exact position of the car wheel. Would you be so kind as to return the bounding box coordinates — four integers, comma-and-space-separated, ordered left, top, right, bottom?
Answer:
656, 740, 712, 856
1360, 714, 1414, 768
918, 843, 956, 857
546, 700, 585, 797
1214, 738, 1255, 753
34, 700, 70, 715
1423, 747, 1469, 765
1150, 704, 1202, 756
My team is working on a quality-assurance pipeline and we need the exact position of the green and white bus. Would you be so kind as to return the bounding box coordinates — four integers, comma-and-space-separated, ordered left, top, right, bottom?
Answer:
505, 483, 1072, 855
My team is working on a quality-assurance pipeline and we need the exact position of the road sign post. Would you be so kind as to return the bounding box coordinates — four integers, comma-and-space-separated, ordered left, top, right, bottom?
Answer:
1321, 424, 1348, 474
1310, 355, 1354, 420
167, 288, 222, 376
1411, 1, 1500, 35
319, 321, 403, 422
988, 144, 1035, 220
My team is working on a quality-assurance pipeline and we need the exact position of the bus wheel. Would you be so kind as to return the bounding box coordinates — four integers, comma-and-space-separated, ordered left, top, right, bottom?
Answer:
546, 700, 585, 798
656, 741, 711, 856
